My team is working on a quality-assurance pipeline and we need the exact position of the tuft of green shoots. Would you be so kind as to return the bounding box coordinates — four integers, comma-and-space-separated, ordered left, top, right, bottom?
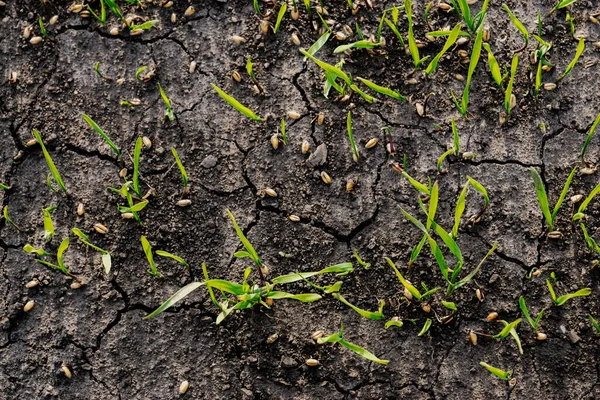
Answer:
493, 319, 521, 339
211, 84, 264, 121
549, 0, 577, 16
480, 362, 512, 381
105, 0, 125, 22
386, 257, 440, 301
72, 228, 111, 274
355, 77, 406, 101
418, 318, 432, 336
88, 0, 107, 25
451, 27, 483, 116
454, 0, 490, 33
383, 16, 405, 47
132, 137, 143, 198
332, 293, 384, 320
141, 235, 160, 277
483, 43, 504, 88
547, 280, 591, 306
353, 249, 371, 269
405, 0, 429, 68
33, 129, 68, 194
37, 237, 70, 275
347, 111, 359, 162
589, 314, 600, 335
580, 223, 600, 255
156, 250, 189, 268
504, 54, 519, 115
135, 66, 147, 81
274, 2, 287, 34
317, 324, 389, 365
556, 38, 585, 84
452, 176, 490, 238
23, 244, 52, 257
3, 206, 21, 231
42, 206, 56, 241
157, 82, 174, 121
171, 148, 189, 191
530, 166, 577, 231
424, 24, 462, 75
519, 296, 544, 332
502, 4, 529, 53
334, 40, 381, 54
39, 17, 50, 39
580, 113, 600, 164
280, 118, 288, 145
82, 114, 121, 157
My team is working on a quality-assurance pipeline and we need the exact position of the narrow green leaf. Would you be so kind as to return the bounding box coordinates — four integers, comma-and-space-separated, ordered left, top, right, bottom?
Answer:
442, 301, 457, 311
425, 23, 462, 75
135, 66, 147, 80
466, 176, 489, 207
338, 339, 390, 365
347, 111, 359, 161
530, 167, 553, 229
418, 318, 432, 336
385, 319, 404, 329
3, 206, 20, 231
589, 314, 600, 334
453, 181, 469, 238
578, 181, 600, 215
555, 288, 592, 306
385, 257, 422, 300
155, 250, 189, 267
480, 362, 512, 380
459, 27, 484, 114
171, 148, 189, 188
493, 318, 521, 339
42, 206, 55, 241
405, 0, 421, 67
306, 31, 331, 58
119, 200, 149, 213
502, 4, 529, 50
551, 166, 577, 222
272, 262, 354, 284
581, 113, 600, 162
211, 84, 263, 121
33, 129, 67, 194
334, 40, 381, 54
557, 38, 585, 83
157, 82, 174, 121
226, 209, 261, 266
504, 54, 519, 115
383, 18, 406, 47
355, 77, 406, 101
274, 2, 287, 33
82, 114, 121, 157
141, 236, 159, 277
266, 291, 322, 302
56, 237, 69, 274
483, 43, 503, 87
132, 137, 143, 197
145, 282, 205, 319
437, 148, 455, 172
503, 320, 524, 355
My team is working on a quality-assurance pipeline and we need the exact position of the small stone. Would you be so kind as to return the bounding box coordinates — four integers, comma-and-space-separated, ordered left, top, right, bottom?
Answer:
306, 144, 327, 168
201, 155, 218, 169
281, 356, 298, 368
488, 274, 499, 284
568, 330, 581, 344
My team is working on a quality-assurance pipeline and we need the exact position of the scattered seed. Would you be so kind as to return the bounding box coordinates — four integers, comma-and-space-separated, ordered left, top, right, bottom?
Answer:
130, 29, 144, 36
317, 111, 325, 125
415, 103, 425, 117
486, 312, 498, 321
306, 358, 319, 367
457, 49, 468, 58
122, 212, 135, 219
177, 199, 192, 207
25, 279, 39, 289
542, 64, 552, 72
260, 265, 269, 275
421, 303, 431, 313
184, 6, 196, 17
499, 112, 507, 125
547, 230, 562, 239
456, 37, 469, 46
119, 168, 128, 178
260, 20, 270, 34
439, 3, 452, 11
265, 188, 277, 197
77, 203, 85, 216
30, 36, 43, 45
346, 179, 355, 192
189, 61, 197, 73
594, 42, 600, 49
581, 166, 597, 175
129, 98, 142, 106
108, 27, 119, 35
79, 10, 90, 18
14, 150, 24, 162
232, 35, 246, 45
162, 1, 174, 8
482, 29, 490, 42
93, 223, 109, 234
291, 7, 300, 20
267, 333, 279, 344
61, 364, 72, 378
315, 6, 328, 15
231, 70, 242, 82
590, 15, 598, 24
365, 138, 378, 149
469, 330, 478, 345
476, 288, 484, 302
455, 73, 464, 81
265, 297, 274, 307
334, 31, 347, 41
270, 134, 280, 149
24, 26, 32, 38
289, 215, 300, 222
301, 139, 310, 154
571, 194, 583, 204
49, 15, 59, 25
406, 78, 418, 85
403, 287, 413, 300
320, 171, 331, 184
536, 332, 547, 341
71, 4, 84, 13
24, 138, 38, 147
171, 13, 177, 23
179, 380, 190, 394
532, 268, 542, 277
544, 82, 557, 91
71, 281, 82, 289
340, 94, 351, 102
291, 32, 301, 46
287, 110, 300, 120
462, 151, 474, 160
24, 300, 35, 312
311, 330, 324, 341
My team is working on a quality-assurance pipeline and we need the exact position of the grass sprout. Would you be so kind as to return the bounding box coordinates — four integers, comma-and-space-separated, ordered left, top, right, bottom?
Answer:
547, 280, 591, 306
23, 244, 51, 257
272, 263, 353, 284
171, 148, 189, 192
405, 0, 429, 68
347, 111, 359, 162
72, 228, 111, 274
386, 258, 440, 301
453, 0, 489, 33
280, 118, 288, 144
493, 318, 521, 339
437, 118, 460, 172
39, 17, 50, 39
383, 17, 405, 47
452, 176, 490, 238
502, 4, 529, 52
227, 209, 267, 282
530, 166, 577, 231
36, 237, 70, 275
580, 113, 600, 164
574, 181, 600, 221
589, 314, 600, 335
385, 319, 404, 329
424, 24, 462, 75
133, 137, 143, 197
504, 54, 519, 115
317, 324, 389, 365
355, 77, 406, 101
519, 296, 544, 332
353, 249, 371, 269
483, 43, 505, 88
88, 0, 107, 24
141, 235, 160, 277
43, 205, 56, 241
82, 114, 121, 157
451, 27, 483, 116
549, 0, 577, 16
3, 206, 21, 231
334, 40, 382, 54
105, 0, 125, 22
157, 82, 174, 121
211, 84, 264, 121
556, 38, 585, 84
480, 362, 512, 381
418, 318, 432, 336
332, 293, 384, 320
0, 183, 10, 190
306, 31, 331, 58
129, 20, 158, 31
156, 250, 189, 268
135, 66, 147, 80
33, 129, 68, 194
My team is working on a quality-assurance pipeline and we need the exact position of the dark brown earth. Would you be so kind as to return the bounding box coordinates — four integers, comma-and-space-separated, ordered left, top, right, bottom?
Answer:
1, 0, 600, 399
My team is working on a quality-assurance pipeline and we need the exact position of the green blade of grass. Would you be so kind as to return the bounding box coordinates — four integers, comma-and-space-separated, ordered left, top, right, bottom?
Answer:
226, 209, 261, 266
555, 288, 592, 306
354, 76, 406, 100
118, 200, 148, 213
353, 249, 371, 269
551, 166, 577, 222
334, 40, 381, 54
530, 167, 553, 229
141, 236, 159, 277
577, 181, 600, 215
211, 84, 264, 121
502, 4, 529, 51
338, 339, 389, 365
426, 181, 439, 230
425, 23, 462, 75
451, 242, 497, 293
493, 318, 521, 339
581, 113, 600, 162
56, 237, 69, 274
383, 18, 406, 47
457, 27, 484, 115
23, 244, 52, 257
483, 43, 503, 87
519, 296, 536, 331
3, 206, 20, 231
132, 137, 142, 197
155, 250, 189, 267
466, 176, 489, 208
145, 282, 205, 319
452, 118, 460, 155
385, 257, 422, 300
272, 262, 354, 284
274, 2, 287, 33
399, 169, 430, 194
306, 31, 331, 58
280, 118, 287, 144
456, 0, 474, 32
405, 0, 422, 67
480, 362, 512, 380
442, 300, 457, 311
42, 206, 55, 241
347, 111, 359, 162
504, 54, 519, 115
129, 20, 159, 31
385, 319, 404, 329
158, 82, 174, 121
265, 291, 322, 302
135, 66, 147, 80
332, 293, 384, 320
556, 38, 585, 83
453, 181, 469, 238
300, 49, 352, 86
39, 17, 49, 39
32, 129, 67, 194
171, 148, 189, 188
418, 318, 432, 336
82, 114, 121, 157
589, 314, 600, 334
437, 148, 455, 172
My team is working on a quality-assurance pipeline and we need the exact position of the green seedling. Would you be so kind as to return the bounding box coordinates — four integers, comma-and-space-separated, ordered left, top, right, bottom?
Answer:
227, 209, 267, 283
280, 119, 288, 145
483, 43, 505, 88
588, 314, 600, 335
580, 113, 600, 164
355, 23, 364, 40
424, 1, 433, 26
132, 137, 143, 198
129, 20, 159, 31
480, 362, 512, 381
88, 0, 107, 24
72, 228, 112, 274
565, 11, 575, 36
157, 82, 174, 121
33, 129, 68, 194
383, 17, 405, 47
108, 181, 143, 223
117, 200, 148, 214
0, 183, 10, 190
386, 258, 440, 301
442, 301, 457, 311
246, 57, 263, 94
533, 35, 553, 96
3, 206, 21, 231
211, 84, 264, 121
519, 296, 544, 333
105, 0, 125, 22
452, 0, 490, 33
502, 4, 529, 53
38, 17, 50, 40
323, 59, 345, 98
93, 62, 108, 80
171, 148, 189, 193
317, 324, 389, 365
355, 77, 406, 101
502, 319, 524, 355
135, 66, 147, 80
547, 280, 591, 306
549, 0, 577, 16
580, 224, 600, 255
82, 114, 121, 157
573, 181, 600, 222
452, 176, 489, 238
405, 0, 429, 68
352, 249, 370, 269
333, 293, 384, 320
556, 38, 585, 84
393, 164, 431, 195
418, 318, 432, 336
436, 118, 460, 172
333, 40, 382, 54
156, 250, 189, 268
271, 263, 353, 284
306, 31, 331, 58
504, 54, 519, 115
42, 206, 56, 241
303, 0, 310, 14
424, 24, 462, 75
23, 244, 52, 257
141, 235, 160, 277
408, 180, 440, 266
36, 237, 70, 275
347, 111, 359, 162
385, 318, 404, 329
493, 318, 521, 340
451, 27, 483, 116
530, 166, 577, 231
